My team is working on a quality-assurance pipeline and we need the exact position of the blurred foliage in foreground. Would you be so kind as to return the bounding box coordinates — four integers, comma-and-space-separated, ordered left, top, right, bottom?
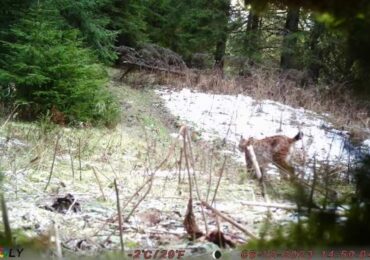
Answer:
242, 156, 370, 250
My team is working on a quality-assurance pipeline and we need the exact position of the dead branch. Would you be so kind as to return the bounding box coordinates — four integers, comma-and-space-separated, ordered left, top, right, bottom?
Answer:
120, 62, 186, 76
308, 155, 317, 214
92, 167, 106, 201
78, 137, 82, 181
93, 125, 186, 237
210, 156, 227, 205
177, 147, 183, 186
206, 150, 214, 202
182, 128, 193, 198
201, 200, 257, 239
67, 138, 75, 183
124, 126, 187, 221
239, 200, 345, 215
183, 198, 204, 240
124, 177, 153, 222
240, 201, 298, 210
44, 133, 61, 191
114, 179, 125, 254
1, 193, 12, 245
122, 178, 152, 211
183, 127, 208, 234
116, 44, 188, 77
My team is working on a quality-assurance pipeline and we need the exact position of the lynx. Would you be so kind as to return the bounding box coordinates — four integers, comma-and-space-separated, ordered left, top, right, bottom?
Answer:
238, 131, 303, 179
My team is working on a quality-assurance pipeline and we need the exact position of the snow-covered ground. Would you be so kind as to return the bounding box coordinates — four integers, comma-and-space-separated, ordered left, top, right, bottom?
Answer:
157, 88, 370, 173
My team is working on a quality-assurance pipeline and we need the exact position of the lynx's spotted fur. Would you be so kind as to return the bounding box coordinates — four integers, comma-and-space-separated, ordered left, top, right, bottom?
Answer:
238, 131, 303, 179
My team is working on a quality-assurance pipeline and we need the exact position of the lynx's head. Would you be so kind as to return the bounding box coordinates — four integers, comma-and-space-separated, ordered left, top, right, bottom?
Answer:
238, 136, 254, 152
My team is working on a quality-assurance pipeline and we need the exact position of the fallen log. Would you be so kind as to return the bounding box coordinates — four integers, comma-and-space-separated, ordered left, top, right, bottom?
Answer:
118, 62, 186, 78
239, 200, 345, 215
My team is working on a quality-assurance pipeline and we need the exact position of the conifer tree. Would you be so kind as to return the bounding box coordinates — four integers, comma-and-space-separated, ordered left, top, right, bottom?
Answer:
0, 2, 119, 126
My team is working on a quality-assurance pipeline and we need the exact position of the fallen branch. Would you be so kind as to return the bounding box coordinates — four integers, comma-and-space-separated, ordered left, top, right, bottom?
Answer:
119, 62, 186, 76
239, 201, 298, 210
201, 200, 257, 239
239, 200, 345, 215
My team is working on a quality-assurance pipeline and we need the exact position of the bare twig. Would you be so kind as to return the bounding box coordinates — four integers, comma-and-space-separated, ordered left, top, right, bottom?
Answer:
92, 167, 106, 201
183, 129, 193, 199
124, 177, 153, 222
1, 193, 12, 245
66, 198, 78, 215
114, 179, 125, 254
184, 128, 209, 234
201, 200, 257, 239
206, 149, 214, 202
44, 133, 61, 191
122, 178, 152, 210
0, 104, 18, 129
94, 126, 185, 236
177, 147, 183, 186
308, 155, 317, 214
124, 126, 187, 221
211, 157, 227, 205
67, 138, 75, 183
78, 137, 82, 181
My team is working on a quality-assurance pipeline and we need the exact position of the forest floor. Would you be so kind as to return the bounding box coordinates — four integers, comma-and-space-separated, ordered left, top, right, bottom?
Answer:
1, 68, 369, 259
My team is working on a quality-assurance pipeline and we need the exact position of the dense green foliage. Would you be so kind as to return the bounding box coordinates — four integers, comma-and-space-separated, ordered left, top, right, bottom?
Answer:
0, 3, 119, 126
55, 0, 117, 63
104, 0, 147, 47
242, 156, 370, 249
144, 0, 231, 63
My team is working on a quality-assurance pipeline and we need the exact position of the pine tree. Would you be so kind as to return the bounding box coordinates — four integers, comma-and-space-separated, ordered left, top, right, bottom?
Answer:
0, 2, 119, 126
104, 0, 147, 47
54, 0, 117, 63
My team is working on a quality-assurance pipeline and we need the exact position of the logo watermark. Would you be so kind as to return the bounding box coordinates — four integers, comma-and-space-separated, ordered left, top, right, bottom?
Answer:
0, 248, 24, 258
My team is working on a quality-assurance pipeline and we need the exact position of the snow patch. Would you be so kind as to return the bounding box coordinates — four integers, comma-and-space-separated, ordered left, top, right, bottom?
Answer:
156, 88, 369, 170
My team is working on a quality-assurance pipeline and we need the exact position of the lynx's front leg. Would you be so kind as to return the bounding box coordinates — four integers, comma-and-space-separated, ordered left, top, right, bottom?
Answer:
277, 160, 296, 180
245, 150, 254, 174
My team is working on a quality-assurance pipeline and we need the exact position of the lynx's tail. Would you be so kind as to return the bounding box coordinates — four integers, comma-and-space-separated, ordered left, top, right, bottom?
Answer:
292, 131, 303, 142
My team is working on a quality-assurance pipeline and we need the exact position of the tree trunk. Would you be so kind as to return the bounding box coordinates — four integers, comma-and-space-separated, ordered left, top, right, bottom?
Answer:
307, 20, 325, 83
244, 1, 260, 61
214, 34, 227, 71
213, 0, 230, 74
280, 6, 300, 70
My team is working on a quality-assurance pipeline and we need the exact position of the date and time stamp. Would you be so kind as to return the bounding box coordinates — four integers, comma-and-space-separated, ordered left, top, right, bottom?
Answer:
126, 249, 370, 259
